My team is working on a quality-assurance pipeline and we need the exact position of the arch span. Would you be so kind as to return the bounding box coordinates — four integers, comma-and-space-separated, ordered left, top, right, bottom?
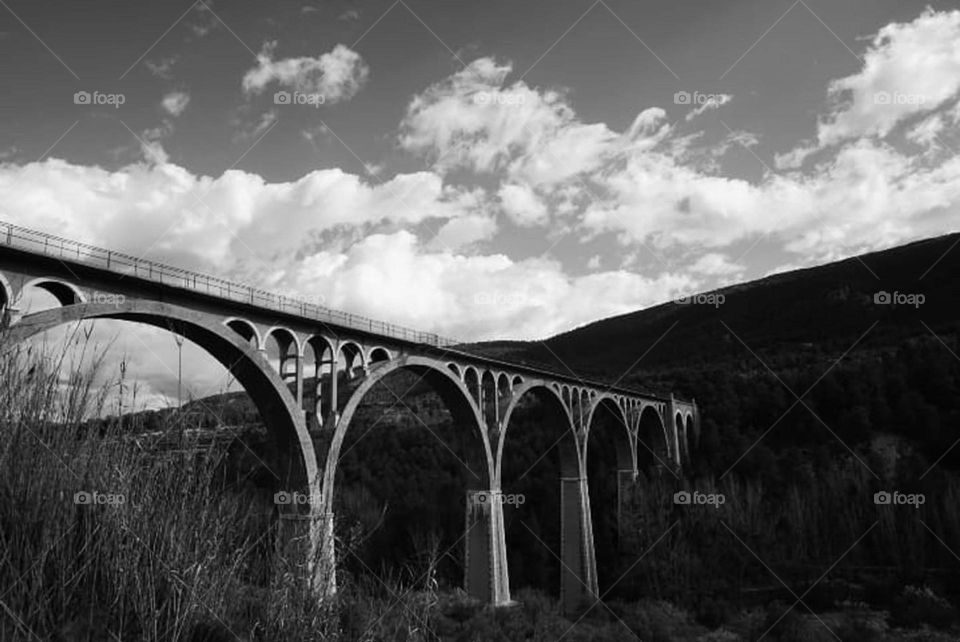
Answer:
322, 355, 507, 604
584, 395, 633, 594
323, 355, 491, 506
6, 301, 319, 489
498, 380, 591, 609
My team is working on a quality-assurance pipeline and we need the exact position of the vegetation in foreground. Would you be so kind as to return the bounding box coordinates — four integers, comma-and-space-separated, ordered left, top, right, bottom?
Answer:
3, 336, 960, 642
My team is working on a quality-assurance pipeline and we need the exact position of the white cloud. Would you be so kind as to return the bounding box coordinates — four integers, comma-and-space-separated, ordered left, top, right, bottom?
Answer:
285, 231, 696, 341
685, 94, 732, 122
688, 253, 743, 277
0, 159, 480, 272
395, 36, 960, 268
242, 42, 369, 103
432, 213, 498, 251
161, 90, 190, 117
814, 8, 960, 146
399, 58, 621, 186
499, 183, 547, 226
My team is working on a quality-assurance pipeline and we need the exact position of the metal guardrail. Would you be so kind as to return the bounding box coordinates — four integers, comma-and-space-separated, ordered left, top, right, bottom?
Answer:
0, 221, 459, 348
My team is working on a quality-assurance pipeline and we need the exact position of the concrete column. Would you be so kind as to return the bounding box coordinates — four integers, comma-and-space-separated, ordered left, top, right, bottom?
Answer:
668, 395, 682, 469
293, 353, 304, 407
560, 476, 599, 613
616, 468, 636, 545
275, 502, 335, 596
464, 490, 511, 605
328, 355, 339, 427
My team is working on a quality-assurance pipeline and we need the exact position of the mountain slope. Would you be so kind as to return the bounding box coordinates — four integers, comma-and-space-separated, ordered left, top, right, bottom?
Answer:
464, 232, 960, 385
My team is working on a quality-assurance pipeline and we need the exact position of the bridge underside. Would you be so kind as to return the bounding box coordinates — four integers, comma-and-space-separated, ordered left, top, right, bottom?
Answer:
0, 265, 699, 611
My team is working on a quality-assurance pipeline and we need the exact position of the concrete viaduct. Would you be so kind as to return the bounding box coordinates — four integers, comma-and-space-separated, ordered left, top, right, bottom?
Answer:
0, 221, 699, 611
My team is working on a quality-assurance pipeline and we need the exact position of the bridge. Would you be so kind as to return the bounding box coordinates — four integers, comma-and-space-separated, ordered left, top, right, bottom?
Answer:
0, 220, 699, 610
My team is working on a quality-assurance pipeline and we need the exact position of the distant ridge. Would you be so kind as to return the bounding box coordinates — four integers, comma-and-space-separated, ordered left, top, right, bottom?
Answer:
463, 231, 960, 383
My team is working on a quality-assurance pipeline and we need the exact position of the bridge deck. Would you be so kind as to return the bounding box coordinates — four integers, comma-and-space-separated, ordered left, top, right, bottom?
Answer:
0, 220, 688, 404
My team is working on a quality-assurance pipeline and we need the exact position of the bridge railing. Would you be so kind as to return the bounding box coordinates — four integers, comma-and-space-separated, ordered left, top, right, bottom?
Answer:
0, 221, 459, 348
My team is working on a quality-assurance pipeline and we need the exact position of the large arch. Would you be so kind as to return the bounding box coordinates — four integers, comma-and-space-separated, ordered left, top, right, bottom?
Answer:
3, 299, 326, 588
584, 395, 633, 595
7, 301, 318, 484
321, 355, 507, 604
498, 380, 590, 611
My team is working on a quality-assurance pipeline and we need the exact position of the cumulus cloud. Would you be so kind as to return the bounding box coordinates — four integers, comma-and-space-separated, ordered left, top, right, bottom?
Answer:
396, 27, 960, 267
9, 8, 960, 380
399, 58, 622, 186
242, 42, 369, 103
499, 183, 548, 226
284, 231, 696, 341
0, 160, 483, 271
814, 8, 960, 147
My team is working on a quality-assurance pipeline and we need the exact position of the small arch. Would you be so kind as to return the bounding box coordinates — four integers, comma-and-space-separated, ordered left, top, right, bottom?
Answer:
368, 346, 391, 364
304, 334, 336, 422
496, 372, 510, 398
480, 369, 497, 419
338, 340, 366, 378
264, 326, 302, 383
463, 366, 480, 404
511, 375, 523, 388
224, 317, 261, 349
448, 363, 461, 378
264, 325, 301, 356
18, 277, 87, 308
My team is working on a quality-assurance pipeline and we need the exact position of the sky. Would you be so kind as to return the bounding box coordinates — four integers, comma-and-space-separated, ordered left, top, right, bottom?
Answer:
2, 0, 960, 407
